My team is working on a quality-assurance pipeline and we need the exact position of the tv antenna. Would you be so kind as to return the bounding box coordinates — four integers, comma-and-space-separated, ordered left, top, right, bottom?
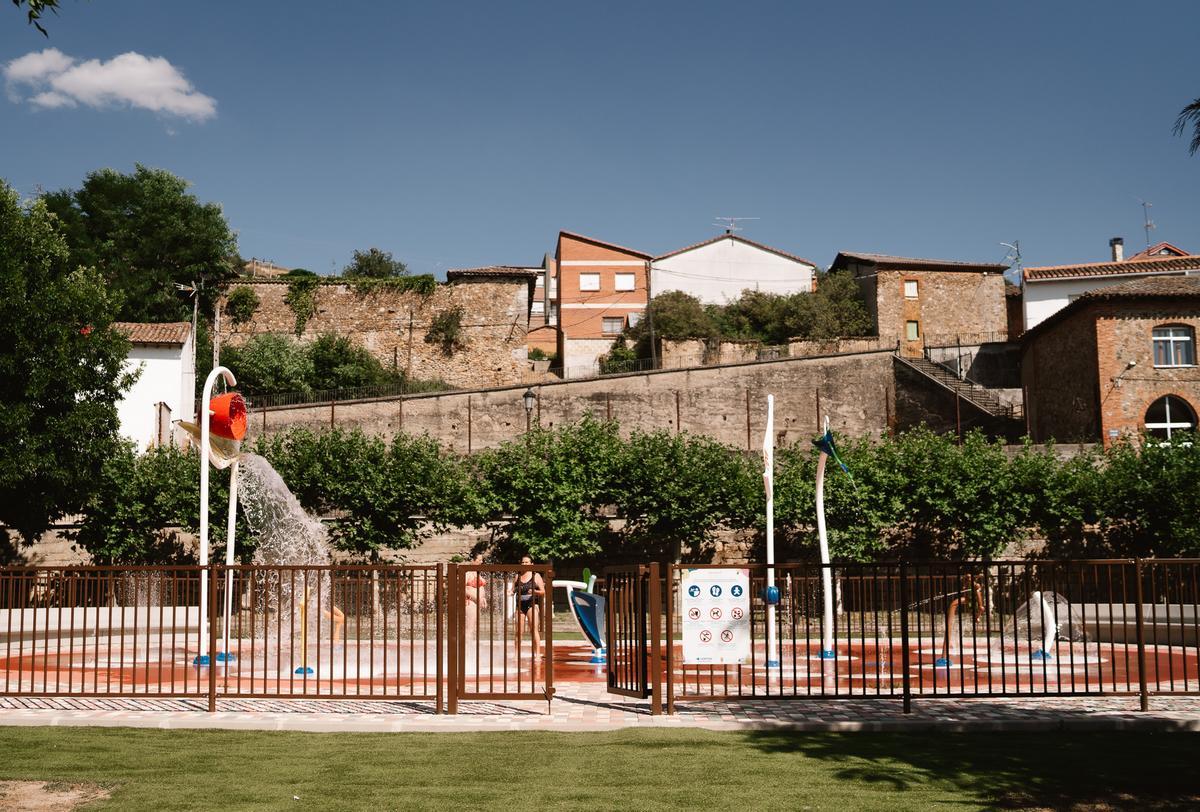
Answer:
1136, 198, 1156, 248
714, 216, 759, 234
1000, 240, 1022, 273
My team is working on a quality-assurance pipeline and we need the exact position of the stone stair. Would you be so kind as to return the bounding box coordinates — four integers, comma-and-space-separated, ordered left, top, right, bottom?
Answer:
894, 354, 1012, 418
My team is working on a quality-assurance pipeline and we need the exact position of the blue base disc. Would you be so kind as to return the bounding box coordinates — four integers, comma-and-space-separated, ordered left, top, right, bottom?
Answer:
215, 652, 237, 663
294, 666, 314, 675
766, 659, 781, 668
192, 655, 210, 666
1030, 650, 1053, 662
934, 657, 952, 668
819, 650, 837, 660
588, 647, 606, 664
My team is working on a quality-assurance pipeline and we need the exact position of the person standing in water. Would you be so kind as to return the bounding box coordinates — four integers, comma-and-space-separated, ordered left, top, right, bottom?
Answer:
463, 553, 488, 646
513, 555, 545, 658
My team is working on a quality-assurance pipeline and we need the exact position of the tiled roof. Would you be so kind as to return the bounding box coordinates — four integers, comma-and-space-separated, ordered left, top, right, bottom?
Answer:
1023, 255, 1200, 282
1128, 241, 1190, 260
114, 322, 191, 346
445, 266, 538, 280
1021, 276, 1200, 343
832, 252, 1008, 273
558, 231, 653, 260
655, 233, 816, 267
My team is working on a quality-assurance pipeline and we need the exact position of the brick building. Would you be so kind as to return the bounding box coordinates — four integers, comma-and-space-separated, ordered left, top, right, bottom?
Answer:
829, 252, 1009, 357
555, 231, 652, 377
1021, 276, 1200, 445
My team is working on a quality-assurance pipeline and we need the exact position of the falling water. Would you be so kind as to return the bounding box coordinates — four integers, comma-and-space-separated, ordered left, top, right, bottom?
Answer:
237, 452, 335, 675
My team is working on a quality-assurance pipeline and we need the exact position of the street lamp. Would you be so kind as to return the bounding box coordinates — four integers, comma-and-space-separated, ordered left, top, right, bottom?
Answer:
523, 388, 536, 432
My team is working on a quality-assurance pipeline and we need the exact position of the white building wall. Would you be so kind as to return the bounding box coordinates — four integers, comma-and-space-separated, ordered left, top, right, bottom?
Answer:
561, 338, 615, 379
653, 237, 815, 305
116, 336, 194, 452
1024, 272, 1191, 330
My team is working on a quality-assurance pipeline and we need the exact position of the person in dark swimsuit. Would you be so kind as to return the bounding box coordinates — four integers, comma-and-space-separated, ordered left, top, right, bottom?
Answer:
513, 555, 545, 658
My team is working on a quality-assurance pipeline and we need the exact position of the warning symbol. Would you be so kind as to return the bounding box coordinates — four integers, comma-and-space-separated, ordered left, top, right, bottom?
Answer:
710, 607, 723, 620
720, 630, 734, 643
687, 607, 701, 620
699, 630, 712, 643
731, 607, 744, 620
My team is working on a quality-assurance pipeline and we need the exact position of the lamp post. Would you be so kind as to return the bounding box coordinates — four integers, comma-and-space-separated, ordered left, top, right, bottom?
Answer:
522, 388, 536, 432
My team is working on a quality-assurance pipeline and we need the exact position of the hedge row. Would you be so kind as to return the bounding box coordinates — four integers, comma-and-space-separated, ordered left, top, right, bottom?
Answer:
71, 419, 1200, 564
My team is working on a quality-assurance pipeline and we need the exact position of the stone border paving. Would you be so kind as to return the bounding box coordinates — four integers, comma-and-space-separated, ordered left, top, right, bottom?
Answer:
1, 685, 1199, 733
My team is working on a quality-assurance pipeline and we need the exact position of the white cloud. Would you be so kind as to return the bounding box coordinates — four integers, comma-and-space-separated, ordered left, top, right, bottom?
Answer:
3, 48, 216, 121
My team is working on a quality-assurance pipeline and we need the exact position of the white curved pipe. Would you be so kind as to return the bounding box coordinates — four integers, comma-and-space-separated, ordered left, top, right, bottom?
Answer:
763, 395, 778, 667
199, 365, 236, 664
815, 445, 834, 657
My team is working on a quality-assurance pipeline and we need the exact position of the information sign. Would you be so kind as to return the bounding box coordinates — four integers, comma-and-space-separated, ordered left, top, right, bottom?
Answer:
681, 568, 751, 664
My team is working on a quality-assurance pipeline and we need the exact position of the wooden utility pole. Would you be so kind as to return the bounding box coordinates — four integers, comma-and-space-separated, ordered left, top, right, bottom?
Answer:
646, 260, 658, 370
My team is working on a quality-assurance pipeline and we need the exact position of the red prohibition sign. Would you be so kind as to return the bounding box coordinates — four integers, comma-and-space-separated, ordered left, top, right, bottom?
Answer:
710, 607, 723, 620
731, 607, 744, 620
699, 630, 712, 643
687, 608, 701, 620
720, 630, 734, 643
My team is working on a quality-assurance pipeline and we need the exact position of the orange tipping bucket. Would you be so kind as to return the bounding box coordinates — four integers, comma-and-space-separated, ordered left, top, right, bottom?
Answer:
209, 392, 248, 441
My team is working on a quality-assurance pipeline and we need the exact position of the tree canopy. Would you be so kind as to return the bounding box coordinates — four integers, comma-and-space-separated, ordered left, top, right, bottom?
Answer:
42, 165, 240, 322
0, 182, 135, 542
11, 0, 61, 35
342, 247, 408, 279
1174, 97, 1200, 155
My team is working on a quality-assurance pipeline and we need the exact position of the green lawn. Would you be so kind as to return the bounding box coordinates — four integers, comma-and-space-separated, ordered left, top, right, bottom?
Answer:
0, 727, 1196, 810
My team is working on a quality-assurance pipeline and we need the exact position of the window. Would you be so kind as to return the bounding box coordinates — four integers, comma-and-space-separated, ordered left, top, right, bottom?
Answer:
1153, 325, 1195, 367
602, 316, 625, 335
548, 303, 558, 325
535, 274, 545, 288
615, 273, 636, 292
627, 312, 642, 328
905, 320, 920, 341
1145, 395, 1196, 441
579, 273, 600, 291
904, 280, 919, 299
531, 301, 545, 316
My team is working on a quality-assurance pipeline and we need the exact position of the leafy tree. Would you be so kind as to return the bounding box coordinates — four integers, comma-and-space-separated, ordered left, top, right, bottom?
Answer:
42, 165, 240, 322
11, 0, 60, 35
476, 416, 624, 561
1175, 97, 1200, 155
599, 336, 639, 374
613, 431, 759, 560
221, 334, 314, 395
307, 333, 399, 390
714, 272, 871, 344
342, 247, 408, 279
0, 183, 135, 542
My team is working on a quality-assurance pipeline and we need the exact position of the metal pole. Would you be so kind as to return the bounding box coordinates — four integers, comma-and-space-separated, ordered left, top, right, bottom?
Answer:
899, 561, 912, 714
1134, 558, 1149, 711
649, 562, 663, 715
815, 436, 834, 659
207, 564, 218, 712
763, 395, 779, 667
197, 365, 236, 667
665, 563, 675, 715
221, 458, 239, 665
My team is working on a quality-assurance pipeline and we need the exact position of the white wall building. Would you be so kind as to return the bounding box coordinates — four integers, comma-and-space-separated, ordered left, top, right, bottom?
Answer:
114, 322, 195, 451
652, 233, 816, 305
1023, 240, 1200, 330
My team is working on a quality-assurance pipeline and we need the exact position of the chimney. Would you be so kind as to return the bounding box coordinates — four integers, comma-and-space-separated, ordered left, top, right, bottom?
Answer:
1109, 237, 1124, 262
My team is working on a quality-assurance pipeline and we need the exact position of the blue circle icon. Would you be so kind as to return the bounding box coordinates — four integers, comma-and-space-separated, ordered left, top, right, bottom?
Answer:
688, 585, 701, 598
731, 585, 743, 597
709, 585, 722, 597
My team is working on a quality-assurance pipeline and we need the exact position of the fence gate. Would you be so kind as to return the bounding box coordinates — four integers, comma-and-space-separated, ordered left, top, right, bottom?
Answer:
447, 563, 554, 713
604, 563, 662, 713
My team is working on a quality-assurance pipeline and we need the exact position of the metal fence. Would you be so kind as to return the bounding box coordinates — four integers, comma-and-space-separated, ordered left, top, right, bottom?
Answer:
660, 560, 1200, 713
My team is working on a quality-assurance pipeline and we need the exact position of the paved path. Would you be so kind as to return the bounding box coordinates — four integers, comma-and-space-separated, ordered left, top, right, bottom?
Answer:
1, 685, 1199, 733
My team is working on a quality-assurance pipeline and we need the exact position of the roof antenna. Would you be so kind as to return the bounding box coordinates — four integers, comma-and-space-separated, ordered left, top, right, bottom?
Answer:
1136, 198, 1156, 248
1000, 240, 1022, 276
713, 216, 759, 235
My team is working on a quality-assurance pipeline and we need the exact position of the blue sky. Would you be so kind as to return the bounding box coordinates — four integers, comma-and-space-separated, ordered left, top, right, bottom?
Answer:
2, 1, 1197, 277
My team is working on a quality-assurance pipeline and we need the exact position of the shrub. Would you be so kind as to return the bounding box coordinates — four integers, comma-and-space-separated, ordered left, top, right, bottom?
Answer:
425, 306, 466, 355
283, 275, 321, 335
224, 286, 260, 325
222, 334, 314, 395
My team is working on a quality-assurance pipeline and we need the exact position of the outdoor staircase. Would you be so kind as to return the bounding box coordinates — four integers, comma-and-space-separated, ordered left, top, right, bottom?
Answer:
894, 354, 1014, 418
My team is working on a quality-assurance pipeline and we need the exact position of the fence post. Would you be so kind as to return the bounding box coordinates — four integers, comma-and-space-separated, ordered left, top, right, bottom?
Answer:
435, 562, 445, 714
545, 565, 555, 713
665, 563, 675, 715
648, 562, 663, 715
447, 562, 458, 715
899, 561, 912, 715
1134, 558, 1149, 712
208, 563, 218, 713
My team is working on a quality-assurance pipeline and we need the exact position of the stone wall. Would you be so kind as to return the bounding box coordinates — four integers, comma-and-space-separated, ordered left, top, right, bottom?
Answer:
660, 337, 893, 369
1021, 309, 1101, 443
875, 269, 1008, 356
219, 275, 533, 390
249, 349, 899, 452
